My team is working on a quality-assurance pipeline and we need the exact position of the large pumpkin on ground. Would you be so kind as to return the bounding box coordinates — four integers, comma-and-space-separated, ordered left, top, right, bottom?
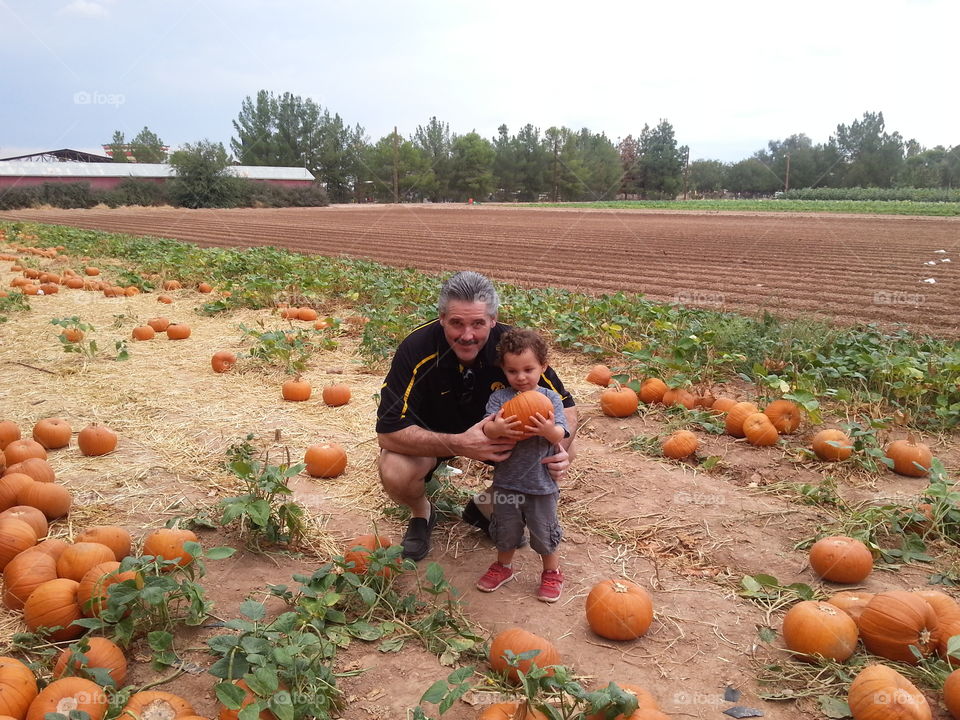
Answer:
885, 438, 933, 477
827, 591, 875, 625
724, 402, 759, 437
2, 550, 57, 611
0, 655, 38, 720
479, 702, 549, 720
25, 677, 108, 720
343, 535, 395, 576
142, 529, 198, 569
763, 399, 801, 433
781, 600, 859, 662
304, 444, 347, 479
945, 669, 960, 720
808, 536, 873, 583
489, 628, 561, 682
857, 590, 939, 664
584, 683, 659, 720
847, 664, 930, 720
812, 429, 853, 461
76, 526, 131, 562
22, 578, 83, 641
53, 637, 128, 686
585, 579, 654, 641
120, 691, 195, 720
600, 387, 638, 418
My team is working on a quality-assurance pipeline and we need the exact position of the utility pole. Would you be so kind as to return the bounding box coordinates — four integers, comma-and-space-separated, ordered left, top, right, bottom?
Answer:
392, 126, 400, 204
784, 152, 791, 192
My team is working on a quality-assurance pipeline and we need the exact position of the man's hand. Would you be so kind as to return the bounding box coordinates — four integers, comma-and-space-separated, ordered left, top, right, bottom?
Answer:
542, 442, 571, 483
457, 415, 516, 462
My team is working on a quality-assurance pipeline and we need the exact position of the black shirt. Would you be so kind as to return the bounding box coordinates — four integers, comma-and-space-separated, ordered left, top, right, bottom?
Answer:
376, 319, 574, 435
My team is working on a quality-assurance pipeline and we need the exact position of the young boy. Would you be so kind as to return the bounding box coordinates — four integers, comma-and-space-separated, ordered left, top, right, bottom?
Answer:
476, 328, 569, 602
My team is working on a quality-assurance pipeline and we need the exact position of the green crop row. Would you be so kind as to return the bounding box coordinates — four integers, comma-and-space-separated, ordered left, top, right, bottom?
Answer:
525, 199, 960, 216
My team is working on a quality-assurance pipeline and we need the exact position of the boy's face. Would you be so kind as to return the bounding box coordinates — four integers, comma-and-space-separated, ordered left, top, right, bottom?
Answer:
440, 300, 497, 366
501, 348, 547, 393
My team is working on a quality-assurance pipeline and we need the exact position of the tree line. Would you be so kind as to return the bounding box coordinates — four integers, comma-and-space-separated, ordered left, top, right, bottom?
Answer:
108, 92, 959, 204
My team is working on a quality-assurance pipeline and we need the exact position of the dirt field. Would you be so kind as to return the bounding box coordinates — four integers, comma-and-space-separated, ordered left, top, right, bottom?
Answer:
1, 204, 957, 336
1, 212, 959, 719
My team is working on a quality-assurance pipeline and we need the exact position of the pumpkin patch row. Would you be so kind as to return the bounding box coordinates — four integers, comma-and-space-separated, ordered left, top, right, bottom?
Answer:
589, 366, 937, 476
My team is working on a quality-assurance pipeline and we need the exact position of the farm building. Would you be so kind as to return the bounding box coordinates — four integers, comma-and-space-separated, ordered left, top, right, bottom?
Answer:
0, 153, 315, 190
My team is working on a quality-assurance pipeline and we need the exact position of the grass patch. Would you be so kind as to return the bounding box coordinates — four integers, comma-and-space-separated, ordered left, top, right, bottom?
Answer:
523, 199, 960, 216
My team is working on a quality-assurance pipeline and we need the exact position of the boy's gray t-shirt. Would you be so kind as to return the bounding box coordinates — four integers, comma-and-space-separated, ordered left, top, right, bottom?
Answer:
485, 386, 568, 495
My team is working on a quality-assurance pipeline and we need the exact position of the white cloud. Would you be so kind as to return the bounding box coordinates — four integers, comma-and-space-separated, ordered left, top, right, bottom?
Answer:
60, 1, 109, 18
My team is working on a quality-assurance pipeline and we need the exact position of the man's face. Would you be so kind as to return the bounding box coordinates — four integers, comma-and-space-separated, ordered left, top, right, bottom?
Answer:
439, 300, 496, 366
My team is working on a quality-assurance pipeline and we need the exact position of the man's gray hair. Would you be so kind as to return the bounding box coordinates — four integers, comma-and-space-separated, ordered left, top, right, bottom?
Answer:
438, 271, 499, 317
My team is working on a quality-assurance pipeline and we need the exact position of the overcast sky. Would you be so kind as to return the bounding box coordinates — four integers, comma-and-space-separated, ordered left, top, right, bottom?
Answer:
1, 0, 957, 163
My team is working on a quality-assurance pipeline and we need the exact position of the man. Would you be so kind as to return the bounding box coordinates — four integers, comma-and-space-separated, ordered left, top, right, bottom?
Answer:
376, 271, 577, 561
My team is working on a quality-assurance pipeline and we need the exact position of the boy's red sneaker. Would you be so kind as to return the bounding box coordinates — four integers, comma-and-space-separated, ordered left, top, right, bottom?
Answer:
537, 569, 564, 603
476, 562, 515, 592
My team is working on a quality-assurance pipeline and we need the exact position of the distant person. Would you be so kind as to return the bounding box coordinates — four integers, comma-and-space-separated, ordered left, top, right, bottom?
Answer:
475, 328, 568, 603
375, 271, 577, 561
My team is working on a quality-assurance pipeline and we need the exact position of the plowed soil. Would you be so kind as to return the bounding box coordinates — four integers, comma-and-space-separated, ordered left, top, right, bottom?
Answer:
2, 204, 958, 336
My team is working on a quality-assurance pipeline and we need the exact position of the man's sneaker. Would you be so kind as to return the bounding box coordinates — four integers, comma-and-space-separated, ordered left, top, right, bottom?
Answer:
537, 569, 564, 603
476, 562, 515, 592
401, 504, 438, 561
461, 498, 491, 535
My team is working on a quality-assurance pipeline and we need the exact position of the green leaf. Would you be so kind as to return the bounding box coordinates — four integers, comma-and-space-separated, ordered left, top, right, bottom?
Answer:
268, 694, 294, 720
346, 620, 383, 641
378, 637, 405, 653
216, 681, 247, 709
240, 599, 266, 621
245, 666, 279, 696
425, 562, 445, 586
356, 586, 377, 606
420, 679, 448, 704
206, 546, 237, 560
209, 656, 249, 680
758, 626, 777, 643
819, 695, 852, 719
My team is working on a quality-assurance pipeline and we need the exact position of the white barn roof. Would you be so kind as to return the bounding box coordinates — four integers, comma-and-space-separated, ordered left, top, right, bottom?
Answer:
0, 161, 314, 181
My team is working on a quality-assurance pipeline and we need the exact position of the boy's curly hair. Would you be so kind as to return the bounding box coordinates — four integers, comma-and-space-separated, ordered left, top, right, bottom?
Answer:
496, 328, 549, 365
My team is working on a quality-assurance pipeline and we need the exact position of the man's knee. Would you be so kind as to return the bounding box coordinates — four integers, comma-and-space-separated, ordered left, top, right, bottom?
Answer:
378, 450, 436, 491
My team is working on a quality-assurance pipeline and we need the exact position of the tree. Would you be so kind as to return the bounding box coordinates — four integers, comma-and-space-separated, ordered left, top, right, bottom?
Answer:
106, 130, 129, 163
413, 117, 452, 201
724, 158, 774, 196
834, 111, 904, 187
637, 120, 686, 199
575, 130, 621, 201
129, 126, 167, 163
617, 135, 641, 198
362, 130, 431, 202
167, 140, 238, 208
492, 125, 521, 201
514, 124, 547, 201
231, 90, 277, 165
687, 159, 726, 196
448, 132, 495, 201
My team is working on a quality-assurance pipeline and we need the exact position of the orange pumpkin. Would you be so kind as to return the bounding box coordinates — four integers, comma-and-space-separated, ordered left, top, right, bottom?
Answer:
162, 280, 182, 291
216, 680, 270, 720
77, 424, 117, 457
781, 600, 858, 662
812, 429, 853, 461
913, 589, 960, 626
885, 438, 933, 477
827, 591, 875, 625
2, 550, 57, 610
586, 365, 612, 387
297, 307, 318, 321
281, 377, 311, 402
479, 702, 549, 720
847, 664, 930, 720
4, 458, 55, 483
59, 328, 82, 342
197, 282, 213, 293
0, 474, 32, 512
56, 542, 116, 582
26, 677, 109, 720
321, 384, 351, 407
33, 538, 69, 561
31, 419, 71, 450
77, 561, 139, 618
637, 378, 668, 404
585, 579, 653, 640
22, 578, 83, 641
0, 422, 20, 451
211, 351, 237, 374
146, 317, 170, 332
343, 535, 395, 576
724, 402, 759, 437
0, 655, 38, 720
742, 412, 779, 447
53, 637, 127, 686
503, 390, 555, 435
304, 444, 347, 478
4, 440, 46, 466
157, 295, 173, 304
0, 518, 38, 570
661, 388, 696, 409
661, 430, 698, 459
600, 387, 639, 418
763, 399, 801, 433
0, 507, 47, 539
84, 267, 100, 276
17, 481, 73, 519
584, 683, 659, 720
858, 590, 939, 663
945, 669, 960, 720
808, 536, 873, 583
709, 397, 737, 414
166, 324, 191, 340
76, 526, 131, 561
131, 325, 156, 341
489, 628, 560, 682
142, 528, 198, 569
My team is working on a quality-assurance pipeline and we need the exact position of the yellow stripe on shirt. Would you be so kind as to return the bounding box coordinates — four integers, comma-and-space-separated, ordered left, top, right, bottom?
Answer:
400, 352, 438, 418
540, 373, 569, 402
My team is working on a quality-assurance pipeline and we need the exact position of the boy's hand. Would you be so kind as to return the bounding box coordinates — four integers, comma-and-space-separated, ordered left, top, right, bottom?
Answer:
524, 411, 565, 444
485, 408, 524, 439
